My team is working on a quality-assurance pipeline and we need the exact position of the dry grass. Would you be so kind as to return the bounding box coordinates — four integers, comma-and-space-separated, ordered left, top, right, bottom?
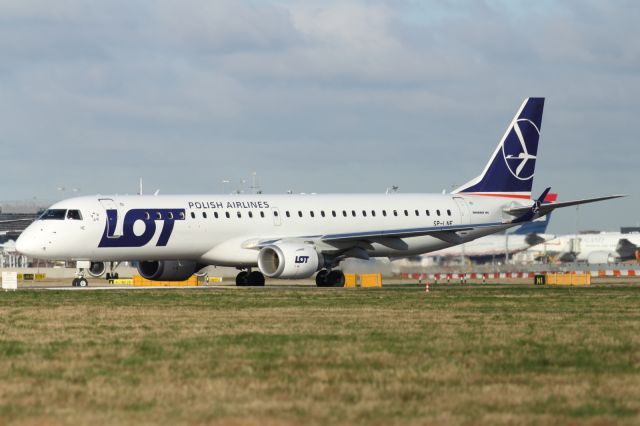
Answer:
0, 284, 639, 425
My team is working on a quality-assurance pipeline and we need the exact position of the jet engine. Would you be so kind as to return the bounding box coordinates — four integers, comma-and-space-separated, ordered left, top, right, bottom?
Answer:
257, 244, 323, 279
87, 261, 107, 277
137, 260, 199, 281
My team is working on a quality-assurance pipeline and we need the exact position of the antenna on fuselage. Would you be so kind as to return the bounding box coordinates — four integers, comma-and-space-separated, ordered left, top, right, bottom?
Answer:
385, 185, 399, 194
138, 178, 143, 195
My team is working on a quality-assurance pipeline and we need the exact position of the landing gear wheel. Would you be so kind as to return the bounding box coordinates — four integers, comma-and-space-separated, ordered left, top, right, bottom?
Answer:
315, 270, 329, 287
72, 278, 79, 287
236, 271, 249, 286
327, 270, 345, 287
248, 271, 265, 286
78, 278, 88, 287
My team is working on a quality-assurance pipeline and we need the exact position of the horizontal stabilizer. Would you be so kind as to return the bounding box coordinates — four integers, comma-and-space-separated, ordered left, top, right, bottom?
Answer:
505, 194, 626, 218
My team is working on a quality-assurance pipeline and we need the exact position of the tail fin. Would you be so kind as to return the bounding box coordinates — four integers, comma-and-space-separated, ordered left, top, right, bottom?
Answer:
452, 97, 545, 199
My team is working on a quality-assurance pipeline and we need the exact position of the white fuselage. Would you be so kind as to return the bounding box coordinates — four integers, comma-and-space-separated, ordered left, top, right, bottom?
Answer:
17, 193, 519, 266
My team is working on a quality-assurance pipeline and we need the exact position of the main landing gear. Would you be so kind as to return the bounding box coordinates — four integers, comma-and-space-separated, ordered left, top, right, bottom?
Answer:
236, 269, 265, 286
315, 269, 345, 287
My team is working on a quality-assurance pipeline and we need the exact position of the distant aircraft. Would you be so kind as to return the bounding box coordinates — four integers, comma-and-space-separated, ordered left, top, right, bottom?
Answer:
16, 98, 624, 286
537, 232, 640, 264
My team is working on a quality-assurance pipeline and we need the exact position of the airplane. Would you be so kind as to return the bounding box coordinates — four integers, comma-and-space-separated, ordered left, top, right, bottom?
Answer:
16, 97, 624, 287
531, 232, 640, 264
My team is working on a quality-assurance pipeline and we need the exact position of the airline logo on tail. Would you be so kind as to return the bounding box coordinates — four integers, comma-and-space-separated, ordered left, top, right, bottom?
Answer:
503, 118, 539, 181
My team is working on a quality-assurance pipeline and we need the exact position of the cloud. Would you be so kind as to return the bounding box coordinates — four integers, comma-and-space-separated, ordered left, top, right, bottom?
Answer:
0, 0, 638, 231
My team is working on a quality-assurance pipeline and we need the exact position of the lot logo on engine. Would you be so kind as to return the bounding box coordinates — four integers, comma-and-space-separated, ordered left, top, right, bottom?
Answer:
294, 255, 310, 264
98, 209, 185, 248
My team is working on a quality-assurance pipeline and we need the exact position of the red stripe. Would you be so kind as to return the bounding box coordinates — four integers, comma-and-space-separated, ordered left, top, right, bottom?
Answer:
463, 193, 531, 200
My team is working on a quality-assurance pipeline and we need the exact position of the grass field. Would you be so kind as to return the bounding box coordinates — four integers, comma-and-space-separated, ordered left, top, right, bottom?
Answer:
1, 283, 639, 425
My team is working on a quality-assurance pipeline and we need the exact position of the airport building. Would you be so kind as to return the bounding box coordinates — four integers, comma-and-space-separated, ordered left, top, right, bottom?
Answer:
0, 202, 43, 268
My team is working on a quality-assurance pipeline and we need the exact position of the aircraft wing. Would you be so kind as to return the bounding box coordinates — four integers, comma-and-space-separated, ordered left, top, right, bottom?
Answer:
244, 222, 505, 249
320, 222, 504, 244
504, 195, 626, 218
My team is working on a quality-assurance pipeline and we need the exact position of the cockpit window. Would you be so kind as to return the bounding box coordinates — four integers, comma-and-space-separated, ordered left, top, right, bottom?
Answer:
67, 210, 83, 220
40, 209, 66, 220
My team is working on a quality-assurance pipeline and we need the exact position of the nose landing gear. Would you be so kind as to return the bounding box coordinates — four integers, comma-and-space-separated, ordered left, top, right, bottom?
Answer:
72, 277, 88, 287
72, 261, 92, 287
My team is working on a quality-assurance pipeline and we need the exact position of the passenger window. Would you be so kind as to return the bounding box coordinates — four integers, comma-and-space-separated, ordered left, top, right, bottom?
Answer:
437, 210, 441, 216
393, 210, 398, 216
298, 211, 303, 218
382, 210, 387, 217
168, 212, 174, 219
332, 211, 336, 217
371, 210, 376, 217
447, 209, 452, 216
225, 212, 230, 219
156, 212, 162, 220
362, 210, 367, 217
342, 210, 347, 217
404, 210, 408, 216
426, 210, 430, 216
286, 211, 291, 218
260, 211, 265, 218
190, 212, 195, 219
321, 211, 325, 217
237, 212, 242, 218
248, 211, 253, 218
202, 212, 207, 219
214, 212, 219, 219
67, 210, 83, 220
179, 212, 185, 220
310, 211, 315, 218
415, 209, 419, 216
274, 211, 279, 217
352, 210, 356, 217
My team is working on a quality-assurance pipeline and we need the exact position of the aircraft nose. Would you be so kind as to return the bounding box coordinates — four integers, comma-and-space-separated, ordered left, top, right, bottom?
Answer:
16, 227, 39, 257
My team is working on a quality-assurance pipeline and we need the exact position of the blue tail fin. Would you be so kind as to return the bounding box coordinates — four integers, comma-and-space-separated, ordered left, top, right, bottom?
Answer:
452, 97, 545, 199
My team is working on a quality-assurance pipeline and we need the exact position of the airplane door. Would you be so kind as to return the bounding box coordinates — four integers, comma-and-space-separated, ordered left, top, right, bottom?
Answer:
272, 207, 281, 226
99, 198, 123, 238
453, 197, 471, 225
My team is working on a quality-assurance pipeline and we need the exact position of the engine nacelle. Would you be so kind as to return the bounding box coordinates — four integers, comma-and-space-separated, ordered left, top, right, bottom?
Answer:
137, 260, 198, 281
257, 244, 323, 279
87, 261, 106, 278
586, 251, 617, 265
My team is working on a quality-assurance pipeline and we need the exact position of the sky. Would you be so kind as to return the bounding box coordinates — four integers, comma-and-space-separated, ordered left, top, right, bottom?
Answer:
0, 0, 638, 234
